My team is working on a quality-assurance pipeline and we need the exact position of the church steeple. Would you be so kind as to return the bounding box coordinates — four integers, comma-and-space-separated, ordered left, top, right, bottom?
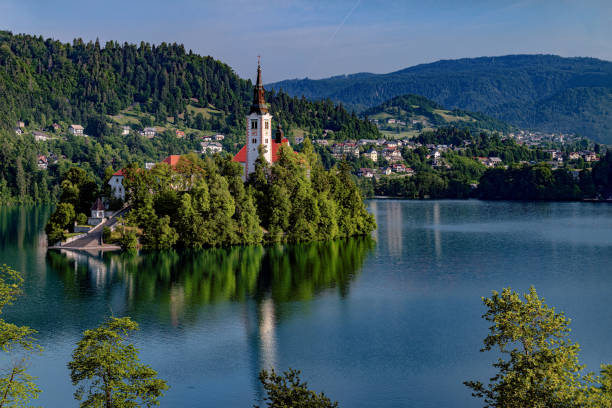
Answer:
250, 57, 269, 114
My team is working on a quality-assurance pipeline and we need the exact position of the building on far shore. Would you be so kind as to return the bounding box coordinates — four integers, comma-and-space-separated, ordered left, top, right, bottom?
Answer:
33, 131, 49, 141
201, 141, 223, 154
141, 127, 156, 138
108, 170, 125, 201
69, 124, 84, 135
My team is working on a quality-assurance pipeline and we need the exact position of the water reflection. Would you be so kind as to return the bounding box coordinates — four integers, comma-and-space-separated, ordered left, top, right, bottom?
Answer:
45, 238, 374, 402
46, 238, 375, 322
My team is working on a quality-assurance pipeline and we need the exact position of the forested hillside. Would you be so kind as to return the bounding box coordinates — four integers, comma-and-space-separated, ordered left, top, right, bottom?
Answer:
0, 31, 379, 204
268, 54, 612, 143
363, 94, 513, 135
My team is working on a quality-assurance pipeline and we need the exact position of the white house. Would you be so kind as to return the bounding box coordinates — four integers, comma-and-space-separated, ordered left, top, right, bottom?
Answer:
69, 124, 84, 135
358, 168, 375, 178
33, 131, 49, 141
213, 134, 225, 141
363, 148, 378, 162
121, 126, 131, 136
201, 141, 223, 154
108, 170, 125, 201
141, 127, 156, 138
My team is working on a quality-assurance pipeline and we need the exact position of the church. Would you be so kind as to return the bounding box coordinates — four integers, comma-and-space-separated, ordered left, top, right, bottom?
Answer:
232, 60, 290, 180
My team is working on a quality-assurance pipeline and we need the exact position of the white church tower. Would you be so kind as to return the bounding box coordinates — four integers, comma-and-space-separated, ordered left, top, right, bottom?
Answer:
245, 58, 273, 176
233, 59, 289, 180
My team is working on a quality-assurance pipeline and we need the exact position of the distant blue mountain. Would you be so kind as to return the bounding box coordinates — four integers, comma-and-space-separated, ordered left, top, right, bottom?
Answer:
268, 55, 612, 143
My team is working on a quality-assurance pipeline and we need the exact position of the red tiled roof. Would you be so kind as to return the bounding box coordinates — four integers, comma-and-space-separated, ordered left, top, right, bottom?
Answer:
232, 145, 247, 163
113, 169, 125, 176
232, 139, 290, 163
162, 155, 182, 167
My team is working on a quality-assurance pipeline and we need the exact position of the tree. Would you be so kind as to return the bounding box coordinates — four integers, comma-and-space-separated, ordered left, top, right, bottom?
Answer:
68, 316, 168, 408
0, 265, 41, 407
45, 202, 77, 243
465, 287, 611, 408
257, 368, 338, 408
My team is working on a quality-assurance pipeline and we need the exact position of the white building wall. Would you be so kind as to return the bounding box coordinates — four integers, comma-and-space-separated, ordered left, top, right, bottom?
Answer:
108, 176, 125, 201
245, 112, 273, 178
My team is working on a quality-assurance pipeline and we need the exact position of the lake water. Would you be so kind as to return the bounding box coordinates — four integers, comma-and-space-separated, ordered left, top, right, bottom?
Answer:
1, 200, 612, 407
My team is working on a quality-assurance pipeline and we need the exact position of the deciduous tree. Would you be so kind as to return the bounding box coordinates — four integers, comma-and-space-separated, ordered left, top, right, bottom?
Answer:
465, 287, 611, 408
68, 317, 168, 408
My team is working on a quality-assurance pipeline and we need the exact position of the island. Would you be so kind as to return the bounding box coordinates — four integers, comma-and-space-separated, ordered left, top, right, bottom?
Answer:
45, 63, 376, 250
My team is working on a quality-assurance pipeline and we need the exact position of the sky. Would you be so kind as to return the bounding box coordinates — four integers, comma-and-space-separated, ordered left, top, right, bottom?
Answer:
1, 0, 611, 83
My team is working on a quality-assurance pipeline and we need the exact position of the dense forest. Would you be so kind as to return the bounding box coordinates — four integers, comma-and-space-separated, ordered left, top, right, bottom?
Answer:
45, 141, 376, 248
0, 31, 379, 204
269, 54, 612, 143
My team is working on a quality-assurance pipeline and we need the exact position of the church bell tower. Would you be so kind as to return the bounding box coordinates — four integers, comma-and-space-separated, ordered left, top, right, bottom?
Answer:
245, 58, 273, 176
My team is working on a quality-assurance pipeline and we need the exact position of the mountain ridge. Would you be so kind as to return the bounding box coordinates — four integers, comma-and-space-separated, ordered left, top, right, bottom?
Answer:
267, 54, 612, 143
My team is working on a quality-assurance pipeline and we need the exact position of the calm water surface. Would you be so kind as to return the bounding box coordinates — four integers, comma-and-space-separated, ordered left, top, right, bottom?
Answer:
1, 200, 612, 407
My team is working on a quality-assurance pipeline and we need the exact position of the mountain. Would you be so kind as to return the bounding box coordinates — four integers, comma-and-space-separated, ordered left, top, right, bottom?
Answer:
363, 94, 513, 137
268, 55, 612, 143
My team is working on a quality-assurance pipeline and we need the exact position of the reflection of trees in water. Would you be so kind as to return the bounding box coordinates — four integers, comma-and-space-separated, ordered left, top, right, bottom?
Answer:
0, 205, 51, 250
47, 236, 375, 404
120, 238, 374, 306
47, 237, 375, 316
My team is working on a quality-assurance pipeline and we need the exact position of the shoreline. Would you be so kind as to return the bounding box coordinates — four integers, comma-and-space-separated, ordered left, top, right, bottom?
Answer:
370, 196, 612, 203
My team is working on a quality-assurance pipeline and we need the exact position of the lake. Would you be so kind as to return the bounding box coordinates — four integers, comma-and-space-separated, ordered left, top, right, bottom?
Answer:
1, 200, 612, 407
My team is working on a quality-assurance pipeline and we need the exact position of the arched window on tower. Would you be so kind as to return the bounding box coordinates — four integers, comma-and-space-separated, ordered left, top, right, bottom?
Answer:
251, 120, 258, 129
264, 121, 269, 130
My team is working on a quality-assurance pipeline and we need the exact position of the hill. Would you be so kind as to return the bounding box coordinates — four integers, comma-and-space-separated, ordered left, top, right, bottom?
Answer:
268, 55, 612, 143
0, 31, 379, 204
363, 94, 513, 138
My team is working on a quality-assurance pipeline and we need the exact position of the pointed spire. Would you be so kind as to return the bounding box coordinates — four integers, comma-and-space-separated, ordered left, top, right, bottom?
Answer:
250, 56, 269, 114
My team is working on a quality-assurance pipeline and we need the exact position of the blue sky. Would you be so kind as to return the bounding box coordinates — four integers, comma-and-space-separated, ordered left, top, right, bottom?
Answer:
1, 0, 610, 82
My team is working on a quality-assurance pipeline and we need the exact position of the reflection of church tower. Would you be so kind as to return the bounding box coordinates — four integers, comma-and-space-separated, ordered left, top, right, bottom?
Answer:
232, 59, 290, 181
243, 297, 278, 404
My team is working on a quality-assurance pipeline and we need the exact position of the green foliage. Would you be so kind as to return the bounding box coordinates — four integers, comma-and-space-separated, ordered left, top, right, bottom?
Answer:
68, 316, 168, 408
363, 94, 513, 133
120, 147, 375, 249
0, 31, 380, 205
465, 287, 611, 408
269, 54, 612, 143
76, 213, 88, 225
257, 368, 338, 408
118, 228, 139, 251
0, 362, 41, 408
478, 164, 584, 201
0, 265, 41, 407
45, 202, 76, 243
592, 151, 612, 199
